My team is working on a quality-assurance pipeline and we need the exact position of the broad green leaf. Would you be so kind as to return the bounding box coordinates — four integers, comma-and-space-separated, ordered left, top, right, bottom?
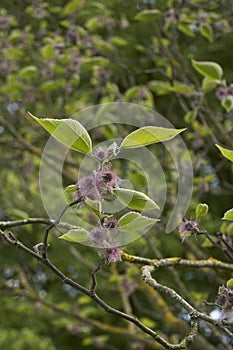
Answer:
59, 228, 88, 243
200, 24, 214, 42
222, 209, 233, 221
41, 44, 55, 60
113, 188, 159, 210
178, 22, 195, 37
201, 76, 219, 92
227, 278, 233, 288
196, 203, 209, 220
192, 60, 223, 80
215, 144, 233, 162
65, 184, 78, 192
19, 66, 38, 79
81, 56, 109, 68
40, 80, 60, 92
168, 82, 193, 94
29, 113, 92, 153
118, 212, 159, 232
120, 126, 186, 149
221, 96, 233, 112
135, 9, 161, 21
110, 36, 128, 47
148, 80, 170, 95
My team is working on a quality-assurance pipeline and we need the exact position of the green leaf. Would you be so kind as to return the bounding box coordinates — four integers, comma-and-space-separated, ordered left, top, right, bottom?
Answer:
191, 60, 223, 80
178, 22, 195, 37
85, 197, 101, 217
65, 184, 78, 192
215, 144, 233, 162
226, 278, 233, 288
40, 80, 60, 92
59, 228, 88, 243
41, 44, 55, 60
148, 80, 171, 95
196, 203, 209, 220
19, 66, 38, 79
221, 96, 233, 112
110, 36, 128, 46
118, 212, 159, 232
200, 24, 214, 42
113, 188, 159, 210
28, 112, 92, 153
120, 126, 186, 149
201, 76, 219, 92
81, 56, 109, 68
184, 110, 197, 123
168, 82, 193, 94
222, 209, 233, 221
135, 9, 161, 21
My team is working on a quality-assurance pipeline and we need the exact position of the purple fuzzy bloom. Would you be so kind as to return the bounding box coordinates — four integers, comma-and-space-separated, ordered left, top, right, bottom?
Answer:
216, 86, 227, 101
227, 84, 233, 96
104, 245, 121, 263
88, 226, 107, 245
178, 220, 199, 243
94, 147, 109, 162
216, 285, 233, 311
104, 217, 118, 229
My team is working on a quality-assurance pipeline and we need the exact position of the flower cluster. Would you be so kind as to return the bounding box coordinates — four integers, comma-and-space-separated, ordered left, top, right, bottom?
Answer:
178, 219, 199, 243
88, 217, 121, 263
216, 285, 233, 312
74, 166, 118, 202
216, 84, 233, 101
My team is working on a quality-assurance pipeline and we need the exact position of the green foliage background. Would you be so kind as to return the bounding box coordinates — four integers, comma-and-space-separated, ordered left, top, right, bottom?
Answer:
0, 0, 232, 349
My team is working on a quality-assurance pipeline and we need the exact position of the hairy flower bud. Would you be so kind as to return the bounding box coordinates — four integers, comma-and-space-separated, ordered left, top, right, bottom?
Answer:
178, 220, 199, 243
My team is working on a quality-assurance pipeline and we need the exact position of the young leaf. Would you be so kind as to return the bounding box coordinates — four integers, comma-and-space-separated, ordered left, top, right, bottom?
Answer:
191, 60, 223, 80
120, 126, 186, 149
201, 76, 219, 92
59, 228, 89, 243
226, 278, 233, 288
215, 144, 233, 162
118, 212, 159, 232
28, 112, 92, 153
196, 203, 209, 220
135, 9, 161, 21
200, 24, 214, 42
113, 188, 159, 210
221, 96, 233, 112
222, 209, 233, 221
65, 184, 78, 192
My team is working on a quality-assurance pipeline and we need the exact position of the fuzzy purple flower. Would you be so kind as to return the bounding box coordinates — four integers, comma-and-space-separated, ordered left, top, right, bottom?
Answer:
88, 226, 107, 245
178, 220, 199, 243
104, 245, 121, 263
104, 217, 118, 229
227, 84, 233, 96
216, 86, 227, 101
216, 285, 233, 312
94, 147, 109, 162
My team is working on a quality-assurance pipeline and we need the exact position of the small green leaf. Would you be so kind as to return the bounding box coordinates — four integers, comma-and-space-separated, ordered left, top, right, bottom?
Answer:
41, 44, 55, 60
110, 36, 128, 46
222, 209, 233, 221
196, 203, 209, 220
178, 22, 195, 37
40, 80, 60, 92
200, 24, 214, 42
65, 184, 78, 192
226, 279, 233, 288
135, 9, 161, 21
85, 197, 101, 217
113, 188, 159, 210
192, 60, 223, 80
28, 112, 92, 153
215, 144, 233, 162
221, 96, 233, 112
59, 228, 88, 243
118, 212, 159, 232
202, 76, 219, 92
184, 110, 197, 124
120, 126, 186, 149
81, 56, 109, 68
19, 66, 38, 79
